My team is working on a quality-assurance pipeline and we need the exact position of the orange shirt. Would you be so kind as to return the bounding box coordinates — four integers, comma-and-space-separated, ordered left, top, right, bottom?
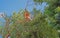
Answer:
24, 12, 30, 19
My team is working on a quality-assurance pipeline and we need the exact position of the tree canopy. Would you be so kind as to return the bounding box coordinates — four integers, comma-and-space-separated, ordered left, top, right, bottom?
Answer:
0, 0, 60, 38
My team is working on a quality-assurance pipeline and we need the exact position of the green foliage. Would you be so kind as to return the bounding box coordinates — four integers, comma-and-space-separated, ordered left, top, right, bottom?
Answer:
0, 26, 2, 34
0, 0, 59, 38
9, 10, 58, 38
55, 7, 60, 13
33, 0, 60, 37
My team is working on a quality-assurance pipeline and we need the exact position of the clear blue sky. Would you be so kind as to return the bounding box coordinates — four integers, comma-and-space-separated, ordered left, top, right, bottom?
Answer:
0, 0, 46, 16
0, 0, 28, 16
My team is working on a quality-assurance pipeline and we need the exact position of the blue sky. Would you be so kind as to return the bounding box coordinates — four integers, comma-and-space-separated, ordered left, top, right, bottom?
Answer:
0, 0, 27, 16
0, 0, 47, 16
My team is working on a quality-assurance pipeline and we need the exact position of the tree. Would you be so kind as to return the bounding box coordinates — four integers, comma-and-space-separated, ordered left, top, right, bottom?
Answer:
33, 0, 60, 37
1, 0, 59, 38
8, 9, 58, 38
